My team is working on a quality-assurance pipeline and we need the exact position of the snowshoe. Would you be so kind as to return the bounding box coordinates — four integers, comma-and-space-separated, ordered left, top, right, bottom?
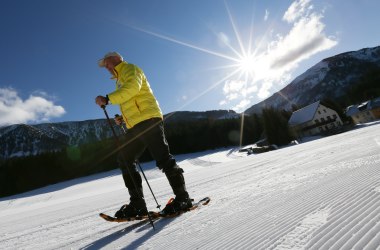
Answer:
160, 197, 193, 216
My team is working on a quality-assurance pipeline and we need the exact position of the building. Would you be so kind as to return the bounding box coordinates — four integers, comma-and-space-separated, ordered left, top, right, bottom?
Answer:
289, 101, 343, 137
345, 97, 380, 124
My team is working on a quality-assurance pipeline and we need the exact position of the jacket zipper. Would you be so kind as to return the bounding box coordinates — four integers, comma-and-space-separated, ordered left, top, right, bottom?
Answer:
115, 70, 132, 128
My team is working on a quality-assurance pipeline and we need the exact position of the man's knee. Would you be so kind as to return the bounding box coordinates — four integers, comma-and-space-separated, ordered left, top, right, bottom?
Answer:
119, 159, 141, 188
157, 156, 177, 172
164, 164, 184, 176
117, 151, 135, 169
164, 164, 185, 187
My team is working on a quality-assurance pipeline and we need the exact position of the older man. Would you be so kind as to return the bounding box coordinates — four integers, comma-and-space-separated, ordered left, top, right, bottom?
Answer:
95, 52, 191, 218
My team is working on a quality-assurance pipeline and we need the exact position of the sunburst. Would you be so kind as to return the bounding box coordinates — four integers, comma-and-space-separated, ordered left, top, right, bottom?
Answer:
114, 1, 270, 147
131, 15, 258, 99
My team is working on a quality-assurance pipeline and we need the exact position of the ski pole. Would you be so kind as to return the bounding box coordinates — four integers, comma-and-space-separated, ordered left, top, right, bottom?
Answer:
114, 114, 127, 134
115, 114, 161, 210
136, 160, 161, 210
101, 106, 155, 230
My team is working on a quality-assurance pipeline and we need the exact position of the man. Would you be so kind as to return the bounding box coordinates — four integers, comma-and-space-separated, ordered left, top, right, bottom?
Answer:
95, 52, 191, 218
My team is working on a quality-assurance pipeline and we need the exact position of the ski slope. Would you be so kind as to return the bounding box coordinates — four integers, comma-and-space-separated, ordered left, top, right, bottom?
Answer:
1, 123, 380, 249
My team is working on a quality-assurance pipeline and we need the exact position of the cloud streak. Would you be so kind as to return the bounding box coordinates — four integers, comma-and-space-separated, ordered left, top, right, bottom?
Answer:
220, 0, 337, 112
264, 10, 269, 21
0, 88, 66, 126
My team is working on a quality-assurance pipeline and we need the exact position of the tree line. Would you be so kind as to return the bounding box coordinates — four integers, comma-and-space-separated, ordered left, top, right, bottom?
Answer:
343, 66, 380, 106
0, 109, 294, 198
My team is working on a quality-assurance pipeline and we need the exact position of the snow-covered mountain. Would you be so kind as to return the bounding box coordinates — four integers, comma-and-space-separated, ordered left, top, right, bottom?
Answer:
245, 45, 380, 114
0, 122, 379, 249
0, 110, 238, 159
0, 119, 122, 159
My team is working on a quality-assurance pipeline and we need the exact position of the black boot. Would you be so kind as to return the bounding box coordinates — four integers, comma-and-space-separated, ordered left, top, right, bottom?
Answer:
114, 203, 148, 219
162, 165, 192, 215
161, 196, 193, 215
114, 188, 148, 219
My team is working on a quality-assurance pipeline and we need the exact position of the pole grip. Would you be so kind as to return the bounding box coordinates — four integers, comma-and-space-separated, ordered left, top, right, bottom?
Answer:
102, 105, 120, 145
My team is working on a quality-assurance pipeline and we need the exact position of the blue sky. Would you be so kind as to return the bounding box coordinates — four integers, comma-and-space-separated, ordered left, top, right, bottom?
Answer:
0, 0, 379, 126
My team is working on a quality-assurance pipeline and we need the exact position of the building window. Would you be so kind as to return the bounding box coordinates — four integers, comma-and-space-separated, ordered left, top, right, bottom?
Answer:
327, 116, 332, 121
321, 118, 325, 122
333, 114, 337, 119
323, 109, 327, 113
315, 119, 319, 124
318, 111, 321, 114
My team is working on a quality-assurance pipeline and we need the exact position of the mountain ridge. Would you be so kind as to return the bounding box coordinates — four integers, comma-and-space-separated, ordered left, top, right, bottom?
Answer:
245, 45, 380, 114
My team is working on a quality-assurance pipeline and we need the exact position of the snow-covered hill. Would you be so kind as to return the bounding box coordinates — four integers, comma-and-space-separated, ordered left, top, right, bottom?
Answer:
0, 119, 120, 159
1, 123, 380, 249
245, 45, 380, 114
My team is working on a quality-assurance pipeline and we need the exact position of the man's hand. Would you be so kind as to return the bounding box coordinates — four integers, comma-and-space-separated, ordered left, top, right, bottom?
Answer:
114, 114, 124, 125
95, 95, 108, 107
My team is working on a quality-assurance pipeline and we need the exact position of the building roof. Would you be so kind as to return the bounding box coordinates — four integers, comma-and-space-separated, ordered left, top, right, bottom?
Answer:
369, 97, 380, 109
345, 105, 360, 117
345, 97, 380, 117
288, 101, 320, 125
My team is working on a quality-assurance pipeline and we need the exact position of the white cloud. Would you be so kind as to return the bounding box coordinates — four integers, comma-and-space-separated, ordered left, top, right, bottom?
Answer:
270, 13, 337, 69
223, 80, 248, 101
219, 100, 227, 106
0, 87, 66, 126
258, 81, 273, 99
223, 80, 245, 94
283, 0, 312, 23
220, 0, 337, 112
264, 9, 269, 21
217, 32, 231, 48
232, 99, 251, 111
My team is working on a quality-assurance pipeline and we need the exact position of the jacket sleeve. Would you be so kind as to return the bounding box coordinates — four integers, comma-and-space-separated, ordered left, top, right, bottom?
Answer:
107, 64, 143, 104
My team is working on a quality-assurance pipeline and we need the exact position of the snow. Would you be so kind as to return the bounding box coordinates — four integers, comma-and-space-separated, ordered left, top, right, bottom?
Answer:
291, 61, 329, 90
1, 123, 380, 249
288, 100, 320, 125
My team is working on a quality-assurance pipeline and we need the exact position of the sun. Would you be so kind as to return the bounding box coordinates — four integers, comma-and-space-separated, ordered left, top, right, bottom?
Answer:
122, 1, 267, 113
238, 54, 256, 76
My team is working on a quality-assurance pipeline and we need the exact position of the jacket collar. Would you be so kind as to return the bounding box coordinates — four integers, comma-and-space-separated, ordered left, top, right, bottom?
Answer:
110, 61, 128, 79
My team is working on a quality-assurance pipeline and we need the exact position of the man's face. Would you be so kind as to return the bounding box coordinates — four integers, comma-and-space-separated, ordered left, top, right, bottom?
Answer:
104, 57, 116, 75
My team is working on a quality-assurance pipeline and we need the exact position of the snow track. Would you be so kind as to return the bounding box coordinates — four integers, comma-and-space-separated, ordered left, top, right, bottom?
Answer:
1, 124, 380, 249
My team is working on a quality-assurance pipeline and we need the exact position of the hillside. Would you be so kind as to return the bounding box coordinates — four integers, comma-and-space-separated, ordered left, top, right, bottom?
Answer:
0, 119, 120, 159
0, 122, 379, 249
245, 45, 380, 114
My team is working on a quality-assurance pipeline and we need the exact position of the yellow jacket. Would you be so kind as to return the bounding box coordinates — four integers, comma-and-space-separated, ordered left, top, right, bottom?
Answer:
107, 61, 163, 128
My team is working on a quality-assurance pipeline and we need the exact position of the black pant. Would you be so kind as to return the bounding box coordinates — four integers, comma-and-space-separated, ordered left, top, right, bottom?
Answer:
118, 118, 180, 197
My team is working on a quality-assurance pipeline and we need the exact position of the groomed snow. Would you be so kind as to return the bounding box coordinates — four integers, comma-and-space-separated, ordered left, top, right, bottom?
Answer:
1, 123, 380, 249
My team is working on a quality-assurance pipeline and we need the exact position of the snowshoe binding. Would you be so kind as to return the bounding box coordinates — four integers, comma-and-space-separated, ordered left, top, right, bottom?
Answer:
160, 197, 194, 217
